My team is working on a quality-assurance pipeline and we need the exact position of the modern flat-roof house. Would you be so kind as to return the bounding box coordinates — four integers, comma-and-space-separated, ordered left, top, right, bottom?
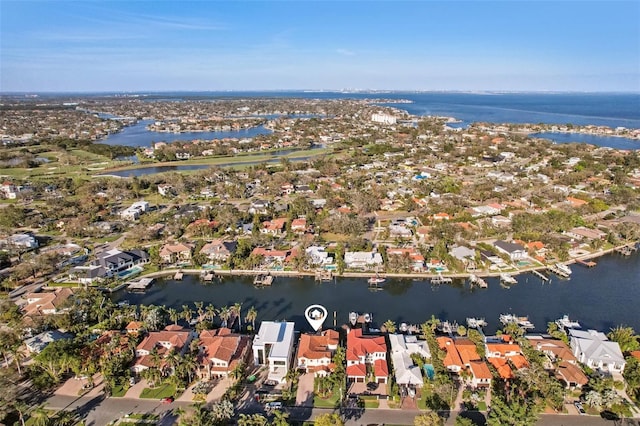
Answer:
120, 201, 150, 221
569, 329, 626, 374
252, 321, 295, 384
69, 248, 149, 284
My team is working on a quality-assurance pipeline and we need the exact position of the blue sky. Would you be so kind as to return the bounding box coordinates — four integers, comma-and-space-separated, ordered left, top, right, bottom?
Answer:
1, 1, 639, 92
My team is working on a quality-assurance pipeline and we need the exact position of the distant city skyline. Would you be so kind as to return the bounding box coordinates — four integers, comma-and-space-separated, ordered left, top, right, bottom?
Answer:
1, 1, 639, 93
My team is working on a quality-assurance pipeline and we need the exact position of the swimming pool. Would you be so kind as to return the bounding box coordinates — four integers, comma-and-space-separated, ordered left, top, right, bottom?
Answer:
423, 364, 435, 380
118, 266, 143, 280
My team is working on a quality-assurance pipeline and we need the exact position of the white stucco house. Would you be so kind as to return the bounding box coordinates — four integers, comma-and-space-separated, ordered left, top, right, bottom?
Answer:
252, 321, 295, 384
569, 329, 626, 374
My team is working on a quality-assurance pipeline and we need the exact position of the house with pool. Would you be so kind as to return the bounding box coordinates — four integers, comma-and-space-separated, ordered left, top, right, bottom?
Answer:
69, 248, 149, 285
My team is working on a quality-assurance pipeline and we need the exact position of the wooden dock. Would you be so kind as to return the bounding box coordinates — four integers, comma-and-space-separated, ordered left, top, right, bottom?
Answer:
576, 259, 597, 268
468, 274, 488, 288
127, 278, 155, 292
431, 275, 453, 285
547, 265, 569, 278
254, 274, 274, 287
531, 270, 550, 282
201, 271, 215, 281
174, 271, 184, 280
315, 269, 333, 281
615, 244, 638, 256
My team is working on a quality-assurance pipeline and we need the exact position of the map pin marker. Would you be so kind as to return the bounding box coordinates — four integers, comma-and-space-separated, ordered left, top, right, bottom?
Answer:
304, 304, 327, 331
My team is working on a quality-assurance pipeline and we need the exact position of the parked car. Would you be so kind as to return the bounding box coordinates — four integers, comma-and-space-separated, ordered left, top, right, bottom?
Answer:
265, 401, 282, 410
574, 401, 585, 415
161, 396, 174, 404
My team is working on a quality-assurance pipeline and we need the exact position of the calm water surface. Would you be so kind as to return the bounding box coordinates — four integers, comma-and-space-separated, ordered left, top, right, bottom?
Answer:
532, 132, 639, 150
116, 252, 640, 334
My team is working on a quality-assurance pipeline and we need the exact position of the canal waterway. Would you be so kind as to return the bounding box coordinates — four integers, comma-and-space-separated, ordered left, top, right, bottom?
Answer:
101, 120, 272, 148
115, 252, 640, 334
532, 132, 639, 150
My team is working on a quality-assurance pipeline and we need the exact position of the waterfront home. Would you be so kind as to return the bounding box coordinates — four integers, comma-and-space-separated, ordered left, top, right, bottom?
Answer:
131, 325, 194, 374
296, 329, 340, 376
305, 246, 334, 266
200, 239, 237, 263
437, 337, 492, 389
252, 321, 295, 384
449, 245, 476, 263
344, 251, 383, 270
22, 288, 73, 316
388, 334, 430, 388
157, 184, 174, 197
386, 247, 425, 271
159, 242, 194, 264
260, 218, 288, 236
564, 226, 607, 241
492, 240, 527, 261
568, 329, 626, 374
346, 328, 388, 385
70, 248, 149, 284
197, 328, 252, 380
120, 201, 149, 220
528, 336, 589, 388
485, 337, 529, 380
251, 247, 290, 265
25, 330, 73, 354
125, 321, 144, 335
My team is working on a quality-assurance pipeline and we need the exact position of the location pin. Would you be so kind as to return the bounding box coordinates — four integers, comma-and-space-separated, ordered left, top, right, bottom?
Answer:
304, 304, 328, 331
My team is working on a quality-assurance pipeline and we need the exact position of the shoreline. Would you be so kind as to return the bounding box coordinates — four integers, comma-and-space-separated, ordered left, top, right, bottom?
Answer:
124, 241, 638, 284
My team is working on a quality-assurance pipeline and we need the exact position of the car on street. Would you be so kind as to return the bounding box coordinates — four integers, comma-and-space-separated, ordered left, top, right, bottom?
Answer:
161, 396, 174, 404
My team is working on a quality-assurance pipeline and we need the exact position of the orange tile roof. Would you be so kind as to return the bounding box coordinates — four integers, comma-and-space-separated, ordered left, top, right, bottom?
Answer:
346, 328, 386, 361
469, 361, 492, 380
297, 331, 339, 361
346, 363, 367, 377
489, 357, 514, 379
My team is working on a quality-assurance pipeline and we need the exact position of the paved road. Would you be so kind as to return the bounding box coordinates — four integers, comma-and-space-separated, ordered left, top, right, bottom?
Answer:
47, 393, 640, 426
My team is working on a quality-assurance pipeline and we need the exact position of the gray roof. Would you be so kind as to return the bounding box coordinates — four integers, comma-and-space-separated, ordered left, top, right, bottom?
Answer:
569, 329, 625, 366
25, 330, 72, 353
493, 240, 526, 254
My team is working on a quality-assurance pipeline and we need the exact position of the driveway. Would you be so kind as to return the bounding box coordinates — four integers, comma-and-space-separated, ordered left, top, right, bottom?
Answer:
296, 373, 315, 407
55, 374, 105, 399
123, 378, 148, 398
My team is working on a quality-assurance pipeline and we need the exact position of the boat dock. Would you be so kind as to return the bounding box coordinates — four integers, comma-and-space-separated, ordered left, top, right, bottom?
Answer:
500, 273, 518, 285
431, 274, 453, 285
576, 259, 597, 268
315, 269, 333, 281
127, 278, 155, 292
469, 274, 488, 288
254, 274, 274, 287
531, 270, 550, 282
174, 271, 184, 280
547, 265, 569, 278
201, 271, 216, 281
615, 244, 638, 256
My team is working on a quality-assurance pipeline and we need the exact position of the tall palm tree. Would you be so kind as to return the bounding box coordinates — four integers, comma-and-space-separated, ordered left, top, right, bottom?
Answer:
205, 303, 216, 322
182, 305, 194, 324
245, 306, 258, 332
54, 410, 76, 426
232, 302, 243, 329
383, 319, 397, 333
168, 308, 179, 325
218, 306, 231, 328
30, 405, 50, 426
194, 301, 204, 321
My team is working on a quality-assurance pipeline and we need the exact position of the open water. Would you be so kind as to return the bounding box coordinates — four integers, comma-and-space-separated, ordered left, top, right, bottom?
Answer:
116, 252, 640, 334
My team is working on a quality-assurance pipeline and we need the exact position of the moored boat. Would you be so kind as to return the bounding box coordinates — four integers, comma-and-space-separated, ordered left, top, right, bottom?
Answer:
500, 273, 518, 285
555, 263, 572, 276
555, 314, 581, 329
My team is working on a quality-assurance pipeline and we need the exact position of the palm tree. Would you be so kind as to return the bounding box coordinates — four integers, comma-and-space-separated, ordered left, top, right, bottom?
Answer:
245, 306, 258, 331
30, 405, 51, 426
194, 301, 204, 321
54, 410, 76, 426
218, 305, 231, 328
272, 409, 290, 426
205, 303, 216, 322
230, 361, 245, 382
12, 400, 29, 426
182, 305, 194, 324
168, 308, 179, 325
232, 302, 243, 329
383, 319, 397, 333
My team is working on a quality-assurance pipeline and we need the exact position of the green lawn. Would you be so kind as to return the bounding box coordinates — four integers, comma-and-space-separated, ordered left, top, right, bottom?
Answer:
477, 401, 487, 411
139, 383, 176, 399
313, 388, 341, 408
363, 399, 380, 408
111, 384, 128, 397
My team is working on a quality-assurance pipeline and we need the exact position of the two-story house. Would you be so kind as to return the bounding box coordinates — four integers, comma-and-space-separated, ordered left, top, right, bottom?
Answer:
569, 329, 626, 374
70, 248, 149, 284
252, 321, 295, 384
437, 337, 491, 388
485, 337, 529, 380
200, 239, 237, 263
131, 325, 194, 374
493, 240, 527, 261
346, 328, 388, 384
344, 251, 384, 270
159, 242, 194, 264
296, 329, 340, 376
197, 328, 252, 380
388, 334, 430, 388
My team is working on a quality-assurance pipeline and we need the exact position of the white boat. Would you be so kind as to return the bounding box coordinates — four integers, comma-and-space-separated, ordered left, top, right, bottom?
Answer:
368, 275, 386, 285
466, 317, 488, 328
555, 314, 581, 329
349, 312, 358, 326
469, 274, 488, 288
555, 263, 572, 276
499, 313, 535, 329
500, 273, 518, 285
363, 313, 372, 323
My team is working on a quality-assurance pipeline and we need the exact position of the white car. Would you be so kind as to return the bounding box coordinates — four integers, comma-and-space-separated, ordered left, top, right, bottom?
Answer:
265, 401, 282, 410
